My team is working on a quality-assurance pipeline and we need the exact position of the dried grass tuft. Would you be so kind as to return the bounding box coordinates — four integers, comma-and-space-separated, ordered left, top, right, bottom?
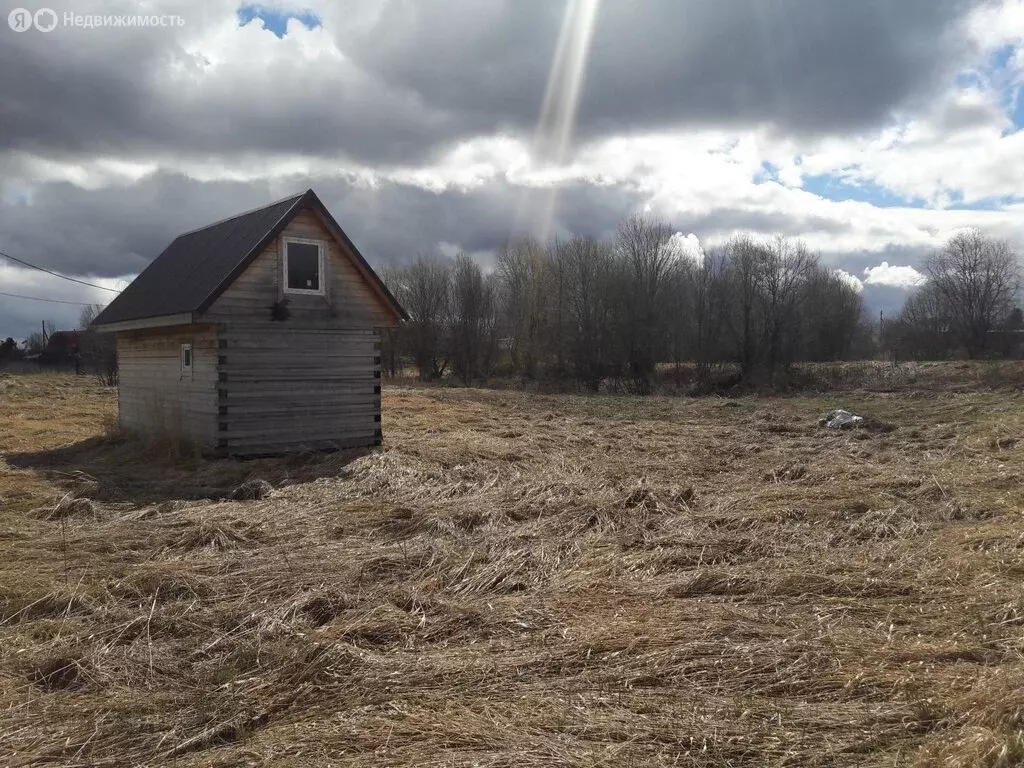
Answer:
231, 478, 273, 501
1, 590, 93, 624
164, 518, 262, 552
36, 495, 99, 520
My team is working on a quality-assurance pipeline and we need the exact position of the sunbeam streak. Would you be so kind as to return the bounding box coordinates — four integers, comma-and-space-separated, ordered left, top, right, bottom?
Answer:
535, 0, 601, 163
516, 0, 601, 242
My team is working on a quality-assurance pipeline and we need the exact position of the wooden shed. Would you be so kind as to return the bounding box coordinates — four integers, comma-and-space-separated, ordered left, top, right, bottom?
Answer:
92, 189, 407, 455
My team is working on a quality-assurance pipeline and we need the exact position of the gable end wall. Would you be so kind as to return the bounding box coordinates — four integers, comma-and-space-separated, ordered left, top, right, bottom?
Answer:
203, 210, 396, 328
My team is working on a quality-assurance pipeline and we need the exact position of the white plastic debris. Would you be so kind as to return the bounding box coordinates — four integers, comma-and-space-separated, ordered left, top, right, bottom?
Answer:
823, 410, 864, 430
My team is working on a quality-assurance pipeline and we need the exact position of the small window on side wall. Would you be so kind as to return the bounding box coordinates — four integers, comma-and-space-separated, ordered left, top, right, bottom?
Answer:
181, 343, 192, 376
284, 239, 324, 295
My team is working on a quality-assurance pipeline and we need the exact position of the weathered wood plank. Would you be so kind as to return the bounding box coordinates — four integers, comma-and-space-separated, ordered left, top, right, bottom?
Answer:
222, 348, 375, 358
222, 405, 378, 415
220, 326, 377, 337
117, 325, 219, 446
219, 387, 378, 399
220, 427, 379, 441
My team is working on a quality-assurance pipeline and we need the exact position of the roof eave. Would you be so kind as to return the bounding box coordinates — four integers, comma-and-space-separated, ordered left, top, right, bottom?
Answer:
91, 312, 197, 333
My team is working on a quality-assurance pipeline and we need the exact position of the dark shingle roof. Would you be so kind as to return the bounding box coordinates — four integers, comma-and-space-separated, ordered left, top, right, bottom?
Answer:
93, 189, 406, 326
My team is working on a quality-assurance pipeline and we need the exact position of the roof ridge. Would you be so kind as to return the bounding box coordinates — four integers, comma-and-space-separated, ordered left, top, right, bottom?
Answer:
174, 190, 307, 237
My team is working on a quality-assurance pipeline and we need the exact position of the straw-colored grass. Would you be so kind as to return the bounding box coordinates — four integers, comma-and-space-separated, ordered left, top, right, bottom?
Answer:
2, 369, 1024, 766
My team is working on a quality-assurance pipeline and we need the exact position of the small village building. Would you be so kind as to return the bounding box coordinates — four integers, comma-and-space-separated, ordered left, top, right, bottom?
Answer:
92, 189, 407, 455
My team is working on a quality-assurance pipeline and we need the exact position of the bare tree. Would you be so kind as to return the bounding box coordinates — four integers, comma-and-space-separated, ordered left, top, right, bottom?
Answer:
755, 236, 815, 382
378, 265, 406, 378
721, 235, 765, 379
547, 239, 573, 378
389, 254, 452, 380
888, 282, 954, 361
560, 236, 618, 389
384, 218, 873, 391
923, 230, 1020, 358
496, 239, 549, 379
684, 246, 729, 386
615, 214, 678, 385
449, 254, 498, 384
717, 235, 822, 384
79, 305, 118, 385
800, 266, 865, 362
24, 319, 55, 357
24, 331, 47, 356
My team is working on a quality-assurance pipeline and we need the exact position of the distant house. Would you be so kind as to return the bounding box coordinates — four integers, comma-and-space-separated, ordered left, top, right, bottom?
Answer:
92, 189, 407, 455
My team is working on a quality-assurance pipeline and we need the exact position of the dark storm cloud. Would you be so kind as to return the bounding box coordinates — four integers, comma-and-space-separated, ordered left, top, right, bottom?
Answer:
576, 0, 977, 138
0, 0, 982, 166
0, 176, 286, 277
0, 172, 646, 282
353, 0, 979, 145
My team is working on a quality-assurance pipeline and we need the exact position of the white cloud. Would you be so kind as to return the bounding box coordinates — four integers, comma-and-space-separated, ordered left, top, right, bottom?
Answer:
833, 269, 865, 294
792, 85, 1022, 207
862, 262, 927, 289
666, 232, 704, 267
436, 241, 462, 259
964, 0, 1024, 52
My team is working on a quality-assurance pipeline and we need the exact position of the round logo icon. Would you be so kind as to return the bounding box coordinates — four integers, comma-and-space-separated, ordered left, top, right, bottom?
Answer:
34, 8, 58, 32
8, 7, 33, 31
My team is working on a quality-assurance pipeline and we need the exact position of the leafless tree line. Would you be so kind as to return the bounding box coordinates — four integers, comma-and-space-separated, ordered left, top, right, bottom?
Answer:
380, 254, 501, 384
884, 230, 1022, 360
382, 215, 870, 390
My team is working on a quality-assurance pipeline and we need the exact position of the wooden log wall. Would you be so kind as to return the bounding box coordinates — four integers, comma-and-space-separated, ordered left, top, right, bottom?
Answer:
116, 325, 219, 446
215, 324, 382, 455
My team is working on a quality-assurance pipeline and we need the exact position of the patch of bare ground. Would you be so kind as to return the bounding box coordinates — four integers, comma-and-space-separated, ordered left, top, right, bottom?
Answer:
2, 370, 1024, 765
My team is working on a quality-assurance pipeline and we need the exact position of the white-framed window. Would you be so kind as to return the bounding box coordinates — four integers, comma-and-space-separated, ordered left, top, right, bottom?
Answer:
283, 237, 326, 295
180, 342, 192, 376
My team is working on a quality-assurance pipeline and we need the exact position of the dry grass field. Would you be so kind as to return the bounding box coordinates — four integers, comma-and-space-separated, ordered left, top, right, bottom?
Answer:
2, 367, 1024, 766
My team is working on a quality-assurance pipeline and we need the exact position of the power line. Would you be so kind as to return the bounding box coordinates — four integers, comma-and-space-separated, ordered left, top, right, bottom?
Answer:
0, 250, 121, 293
0, 290, 96, 306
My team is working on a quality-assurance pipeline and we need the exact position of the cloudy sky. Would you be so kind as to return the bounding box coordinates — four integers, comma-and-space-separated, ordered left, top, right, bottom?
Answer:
1, 0, 1023, 340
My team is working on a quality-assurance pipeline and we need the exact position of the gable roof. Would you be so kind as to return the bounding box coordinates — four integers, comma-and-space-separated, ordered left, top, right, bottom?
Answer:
92, 189, 407, 326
